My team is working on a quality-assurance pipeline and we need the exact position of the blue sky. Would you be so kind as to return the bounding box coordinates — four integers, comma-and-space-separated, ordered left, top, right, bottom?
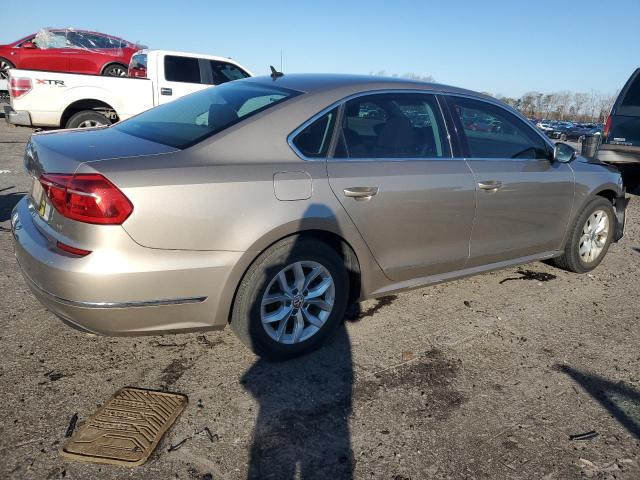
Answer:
3, 0, 639, 97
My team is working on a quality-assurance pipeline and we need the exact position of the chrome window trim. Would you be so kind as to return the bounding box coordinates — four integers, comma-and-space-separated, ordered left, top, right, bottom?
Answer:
287, 88, 456, 162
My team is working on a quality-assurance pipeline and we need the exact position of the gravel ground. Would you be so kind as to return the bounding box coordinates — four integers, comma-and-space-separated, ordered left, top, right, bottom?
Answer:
0, 121, 638, 480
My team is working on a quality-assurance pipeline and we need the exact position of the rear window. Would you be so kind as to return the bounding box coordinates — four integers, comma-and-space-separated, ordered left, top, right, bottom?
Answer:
114, 81, 300, 149
621, 72, 640, 108
164, 55, 201, 83
128, 53, 147, 78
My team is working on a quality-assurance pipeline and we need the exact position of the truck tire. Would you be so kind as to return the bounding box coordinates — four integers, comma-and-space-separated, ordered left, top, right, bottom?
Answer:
0, 57, 14, 80
66, 111, 112, 129
102, 64, 128, 77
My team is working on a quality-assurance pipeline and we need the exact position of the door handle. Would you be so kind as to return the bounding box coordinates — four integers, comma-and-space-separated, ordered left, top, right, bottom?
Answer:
343, 186, 378, 201
478, 180, 503, 192
160, 87, 173, 96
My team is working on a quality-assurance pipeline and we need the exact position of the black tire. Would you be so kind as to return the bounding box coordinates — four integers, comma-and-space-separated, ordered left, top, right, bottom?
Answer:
0, 57, 14, 80
231, 236, 349, 360
553, 197, 615, 273
102, 63, 128, 77
65, 110, 111, 129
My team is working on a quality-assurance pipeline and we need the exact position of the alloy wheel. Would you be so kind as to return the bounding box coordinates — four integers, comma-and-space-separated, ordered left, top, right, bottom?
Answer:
0, 60, 12, 80
78, 119, 106, 128
105, 66, 127, 77
579, 209, 610, 263
260, 260, 335, 344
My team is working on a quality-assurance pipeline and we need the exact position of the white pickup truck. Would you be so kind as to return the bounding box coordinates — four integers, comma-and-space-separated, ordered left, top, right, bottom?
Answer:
3, 49, 252, 128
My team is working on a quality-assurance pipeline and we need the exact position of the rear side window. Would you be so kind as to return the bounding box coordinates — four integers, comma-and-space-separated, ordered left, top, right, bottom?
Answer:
115, 81, 300, 149
448, 96, 548, 159
292, 108, 338, 158
164, 55, 201, 83
339, 93, 449, 159
209, 61, 250, 85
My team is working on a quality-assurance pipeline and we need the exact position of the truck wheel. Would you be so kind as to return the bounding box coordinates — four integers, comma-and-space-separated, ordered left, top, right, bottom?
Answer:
0, 57, 14, 80
66, 111, 112, 129
553, 197, 614, 273
231, 236, 349, 360
102, 64, 127, 77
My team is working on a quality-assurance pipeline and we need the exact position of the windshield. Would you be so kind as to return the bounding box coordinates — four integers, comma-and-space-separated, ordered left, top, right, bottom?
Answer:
114, 82, 301, 149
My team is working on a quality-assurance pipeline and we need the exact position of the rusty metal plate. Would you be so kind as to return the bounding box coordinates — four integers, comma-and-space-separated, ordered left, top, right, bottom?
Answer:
61, 387, 187, 466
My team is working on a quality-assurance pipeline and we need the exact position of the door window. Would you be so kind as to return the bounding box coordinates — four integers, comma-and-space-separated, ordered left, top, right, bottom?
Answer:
164, 55, 201, 83
339, 93, 449, 159
292, 108, 338, 158
448, 96, 549, 159
208, 60, 250, 85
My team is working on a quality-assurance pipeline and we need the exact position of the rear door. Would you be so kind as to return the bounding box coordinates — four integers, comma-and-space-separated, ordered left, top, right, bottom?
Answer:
324, 92, 476, 281
203, 59, 251, 85
157, 54, 208, 105
445, 95, 574, 266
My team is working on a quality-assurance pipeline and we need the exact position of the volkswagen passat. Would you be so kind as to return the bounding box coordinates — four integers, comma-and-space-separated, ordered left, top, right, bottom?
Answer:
11, 74, 628, 359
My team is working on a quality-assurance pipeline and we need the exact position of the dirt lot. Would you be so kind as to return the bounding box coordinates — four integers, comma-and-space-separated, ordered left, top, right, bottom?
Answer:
0, 121, 638, 480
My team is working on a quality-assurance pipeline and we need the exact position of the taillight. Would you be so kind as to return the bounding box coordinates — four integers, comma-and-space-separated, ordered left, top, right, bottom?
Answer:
9, 77, 32, 98
39, 173, 133, 225
603, 115, 612, 139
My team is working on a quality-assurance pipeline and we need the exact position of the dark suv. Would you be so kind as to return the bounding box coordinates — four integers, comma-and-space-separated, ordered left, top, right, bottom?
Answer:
599, 68, 640, 164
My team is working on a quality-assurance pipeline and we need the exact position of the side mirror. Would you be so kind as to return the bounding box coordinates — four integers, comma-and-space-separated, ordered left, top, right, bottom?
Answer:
553, 142, 577, 163
22, 41, 37, 49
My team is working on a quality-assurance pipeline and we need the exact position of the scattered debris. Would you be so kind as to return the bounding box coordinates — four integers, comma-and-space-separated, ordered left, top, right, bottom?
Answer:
499, 269, 557, 284
199, 427, 218, 443
202, 474, 213, 480
401, 351, 414, 362
569, 430, 599, 441
463, 300, 471, 308
64, 414, 78, 438
197, 335, 223, 348
168, 438, 188, 452
44, 371, 64, 382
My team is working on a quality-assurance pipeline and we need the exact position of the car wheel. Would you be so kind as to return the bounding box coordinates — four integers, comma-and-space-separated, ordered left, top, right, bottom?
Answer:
66, 110, 112, 129
553, 197, 615, 273
231, 236, 349, 360
0, 57, 15, 80
102, 64, 127, 77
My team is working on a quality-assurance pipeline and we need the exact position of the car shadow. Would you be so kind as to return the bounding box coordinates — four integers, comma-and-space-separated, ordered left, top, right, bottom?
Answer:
0, 189, 25, 224
240, 204, 358, 479
557, 364, 640, 439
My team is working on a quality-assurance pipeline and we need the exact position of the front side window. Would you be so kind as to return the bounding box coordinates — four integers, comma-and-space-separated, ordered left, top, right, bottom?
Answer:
209, 61, 251, 85
339, 93, 449, 159
292, 108, 338, 158
164, 55, 201, 83
114, 81, 300, 149
448, 96, 549, 159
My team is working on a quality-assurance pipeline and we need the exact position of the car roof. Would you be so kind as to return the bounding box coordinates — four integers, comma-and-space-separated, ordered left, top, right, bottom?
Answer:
244, 73, 491, 99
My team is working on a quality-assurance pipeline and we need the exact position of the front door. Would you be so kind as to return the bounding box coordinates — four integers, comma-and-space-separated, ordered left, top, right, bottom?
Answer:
327, 92, 477, 281
446, 95, 574, 267
157, 54, 208, 105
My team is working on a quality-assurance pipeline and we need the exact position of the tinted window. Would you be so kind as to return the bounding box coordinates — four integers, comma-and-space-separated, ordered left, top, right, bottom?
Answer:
449, 96, 548, 159
164, 55, 201, 83
209, 61, 250, 85
621, 72, 640, 108
292, 108, 338, 158
114, 82, 300, 149
340, 93, 449, 159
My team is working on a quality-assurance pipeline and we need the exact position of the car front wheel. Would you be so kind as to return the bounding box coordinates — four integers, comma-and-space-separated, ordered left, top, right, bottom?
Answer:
231, 236, 349, 360
554, 196, 615, 273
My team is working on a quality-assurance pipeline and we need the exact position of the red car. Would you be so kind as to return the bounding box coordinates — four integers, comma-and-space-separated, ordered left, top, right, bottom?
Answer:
0, 29, 144, 79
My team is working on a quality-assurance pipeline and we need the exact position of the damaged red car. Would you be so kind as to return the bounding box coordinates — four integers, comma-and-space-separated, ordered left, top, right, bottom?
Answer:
0, 29, 145, 79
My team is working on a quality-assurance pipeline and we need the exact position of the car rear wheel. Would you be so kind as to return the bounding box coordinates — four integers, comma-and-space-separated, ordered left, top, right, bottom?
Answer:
231, 236, 349, 360
553, 197, 615, 273
102, 64, 127, 77
0, 57, 14, 80
65, 110, 112, 129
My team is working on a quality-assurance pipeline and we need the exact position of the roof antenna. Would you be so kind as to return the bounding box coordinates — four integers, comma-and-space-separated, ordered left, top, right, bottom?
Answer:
270, 65, 284, 80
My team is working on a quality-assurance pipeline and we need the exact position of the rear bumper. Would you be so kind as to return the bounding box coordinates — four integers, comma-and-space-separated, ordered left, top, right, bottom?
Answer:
597, 146, 640, 164
11, 197, 243, 335
3, 104, 32, 126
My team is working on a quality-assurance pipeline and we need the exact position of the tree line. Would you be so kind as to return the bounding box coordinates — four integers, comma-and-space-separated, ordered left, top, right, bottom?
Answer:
490, 91, 618, 122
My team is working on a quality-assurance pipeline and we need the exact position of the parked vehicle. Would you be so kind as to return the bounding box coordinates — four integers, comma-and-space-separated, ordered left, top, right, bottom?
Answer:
11, 74, 628, 359
3, 50, 251, 128
0, 29, 144, 79
598, 68, 640, 164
